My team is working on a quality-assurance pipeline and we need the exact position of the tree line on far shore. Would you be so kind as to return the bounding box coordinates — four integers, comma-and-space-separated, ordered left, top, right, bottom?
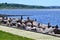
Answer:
0, 3, 60, 9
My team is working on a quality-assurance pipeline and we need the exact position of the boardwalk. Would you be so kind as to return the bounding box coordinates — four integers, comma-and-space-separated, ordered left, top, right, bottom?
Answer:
0, 25, 60, 40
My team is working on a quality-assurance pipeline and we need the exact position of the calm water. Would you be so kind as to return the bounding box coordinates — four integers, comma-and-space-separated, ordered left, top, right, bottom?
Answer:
0, 9, 60, 28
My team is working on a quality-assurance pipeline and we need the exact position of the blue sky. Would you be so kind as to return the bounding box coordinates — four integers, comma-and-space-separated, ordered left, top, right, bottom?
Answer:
0, 0, 60, 6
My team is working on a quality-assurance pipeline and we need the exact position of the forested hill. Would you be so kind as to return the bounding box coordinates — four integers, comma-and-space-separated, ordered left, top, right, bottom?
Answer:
0, 3, 60, 9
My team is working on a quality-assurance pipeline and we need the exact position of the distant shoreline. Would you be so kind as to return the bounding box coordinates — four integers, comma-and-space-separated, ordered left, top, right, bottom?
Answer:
0, 3, 60, 10
0, 9, 60, 11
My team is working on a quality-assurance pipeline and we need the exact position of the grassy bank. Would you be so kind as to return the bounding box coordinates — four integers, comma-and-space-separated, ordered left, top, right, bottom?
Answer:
0, 30, 34, 40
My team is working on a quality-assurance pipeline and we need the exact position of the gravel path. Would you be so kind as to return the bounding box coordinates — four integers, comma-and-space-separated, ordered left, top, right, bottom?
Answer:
0, 25, 60, 40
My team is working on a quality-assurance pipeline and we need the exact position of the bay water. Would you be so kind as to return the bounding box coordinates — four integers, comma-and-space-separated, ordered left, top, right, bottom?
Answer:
0, 9, 60, 28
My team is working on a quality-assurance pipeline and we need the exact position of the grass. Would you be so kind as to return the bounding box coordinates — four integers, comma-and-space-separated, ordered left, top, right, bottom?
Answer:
0, 30, 34, 40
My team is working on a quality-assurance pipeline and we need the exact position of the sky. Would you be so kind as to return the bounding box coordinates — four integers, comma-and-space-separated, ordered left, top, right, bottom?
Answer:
0, 0, 60, 6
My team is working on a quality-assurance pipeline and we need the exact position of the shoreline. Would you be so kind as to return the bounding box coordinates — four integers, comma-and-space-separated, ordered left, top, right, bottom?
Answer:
1, 8, 60, 10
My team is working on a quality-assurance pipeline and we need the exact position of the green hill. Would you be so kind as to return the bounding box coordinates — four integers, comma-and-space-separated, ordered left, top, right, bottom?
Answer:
0, 3, 46, 9
0, 3, 60, 9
